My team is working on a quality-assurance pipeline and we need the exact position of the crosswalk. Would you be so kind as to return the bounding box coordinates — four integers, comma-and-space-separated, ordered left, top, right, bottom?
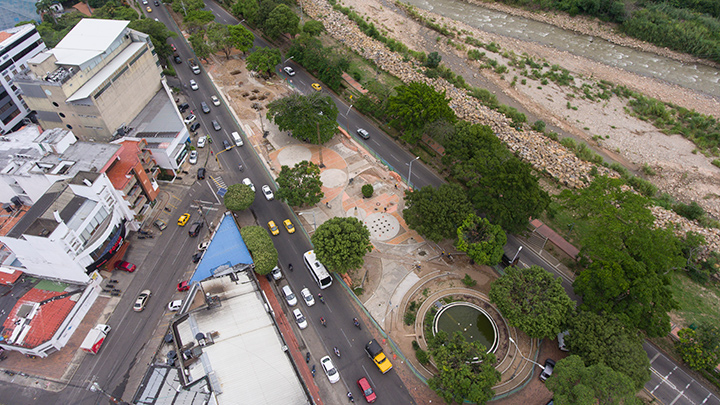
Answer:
211, 175, 227, 197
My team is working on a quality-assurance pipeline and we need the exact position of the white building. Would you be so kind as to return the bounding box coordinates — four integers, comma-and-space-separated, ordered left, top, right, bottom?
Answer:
0, 24, 46, 135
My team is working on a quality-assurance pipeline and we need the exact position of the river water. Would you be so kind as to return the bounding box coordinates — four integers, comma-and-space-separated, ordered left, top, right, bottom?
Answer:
404, 0, 720, 98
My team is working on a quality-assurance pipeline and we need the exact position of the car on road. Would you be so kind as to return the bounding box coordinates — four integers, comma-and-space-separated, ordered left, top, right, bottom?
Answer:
142, 0, 147, 4
357, 128, 370, 139
177, 281, 190, 292
201, 101, 210, 114
365, 339, 393, 374
114, 260, 136, 273
190, 79, 198, 90
178, 102, 189, 112
189, 122, 201, 132
222, 140, 231, 150
211, 95, 220, 106
197, 167, 206, 180
292, 308, 308, 329
540, 359, 555, 382
357, 377, 377, 403
154, 219, 167, 231
146, 6, 152, 12
133, 290, 151, 312
197, 136, 206, 148
154, 0, 159, 5
184, 114, 196, 124
188, 221, 203, 237
261, 185, 274, 200
283, 219, 295, 233
268, 220, 279, 236
188, 150, 197, 164
283, 66, 295, 76
212, 120, 221, 131
174, 54, 182, 64
311, 83, 322, 91
282, 285, 297, 306
168, 300, 182, 311
242, 178, 255, 192
198, 241, 209, 251
300, 288, 315, 306
271, 266, 282, 281
177, 213, 190, 226
320, 356, 340, 383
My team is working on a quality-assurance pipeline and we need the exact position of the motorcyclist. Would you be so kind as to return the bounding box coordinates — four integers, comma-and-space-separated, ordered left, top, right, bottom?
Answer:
334, 347, 340, 357
288, 263, 293, 271
320, 317, 326, 327
353, 317, 359, 327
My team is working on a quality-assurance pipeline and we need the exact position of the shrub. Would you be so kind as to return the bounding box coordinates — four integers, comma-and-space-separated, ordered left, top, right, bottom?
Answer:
415, 348, 430, 365
532, 120, 546, 132
412, 340, 420, 350
404, 310, 416, 325
362, 184, 374, 198
674, 201, 705, 221
462, 274, 477, 287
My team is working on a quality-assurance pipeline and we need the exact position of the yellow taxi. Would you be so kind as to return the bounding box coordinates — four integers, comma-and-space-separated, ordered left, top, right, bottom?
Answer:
146, 6, 152, 12
311, 83, 322, 91
178, 213, 191, 226
268, 220, 280, 236
283, 219, 295, 234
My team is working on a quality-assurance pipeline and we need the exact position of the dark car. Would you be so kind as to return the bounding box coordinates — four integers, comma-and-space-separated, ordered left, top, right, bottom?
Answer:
192, 252, 202, 263
189, 122, 201, 132
178, 102, 189, 113
223, 140, 231, 150
201, 101, 210, 114
540, 359, 556, 382
173, 54, 182, 64
154, 0, 159, 5
197, 167, 206, 180
188, 221, 203, 237
114, 260, 136, 273
212, 120, 221, 131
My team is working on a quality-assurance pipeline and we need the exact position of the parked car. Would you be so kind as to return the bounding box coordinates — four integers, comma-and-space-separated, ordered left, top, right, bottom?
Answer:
357, 377, 377, 403
557, 331, 569, 352
201, 101, 210, 114
168, 300, 182, 311
189, 122, 201, 132
357, 128, 370, 139
268, 220, 279, 236
198, 241, 209, 251
197, 136, 206, 148
261, 185, 274, 200
192, 252, 202, 263
197, 167, 206, 180
320, 356, 340, 383
154, 219, 167, 231
133, 290, 151, 312
154, 0, 160, 6
211, 95, 220, 106
188, 221, 203, 237
300, 288, 315, 306
283, 66, 296, 76
212, 120, 221, 131
283, 219, 295, 234
188, 150, 197, 164
292, 308, 308, 329
282, 285, 297, 306
177, 281, 190, 292
184, 114, 196, 124
312, 83, 322, 91
189, 79, 198, 90
114, 260, 136, 273
271, 266, 282, 281
177, 213, 190, 226
242, 178, 255, 192
540, 359, 556, 382
178, 102, 189, 112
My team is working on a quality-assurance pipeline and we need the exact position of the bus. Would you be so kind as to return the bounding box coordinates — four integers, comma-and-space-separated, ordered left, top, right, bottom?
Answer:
303, 250, 332, 289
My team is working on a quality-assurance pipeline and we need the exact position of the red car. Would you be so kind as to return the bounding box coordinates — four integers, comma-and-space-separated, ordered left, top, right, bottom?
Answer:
114, 260, 136, 273
177, 281, 190, 292
357, 377, 376, 403
171, 44, 176, 51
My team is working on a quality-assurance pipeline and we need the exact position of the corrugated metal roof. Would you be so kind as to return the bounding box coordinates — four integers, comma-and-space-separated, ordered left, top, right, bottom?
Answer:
191, 215, 253, 282
53, 19, 129, 66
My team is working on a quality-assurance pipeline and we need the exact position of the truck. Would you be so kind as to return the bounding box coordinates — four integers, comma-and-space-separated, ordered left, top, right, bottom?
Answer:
188, 58, 201, 75
80, 324, 111, 354
364, 339, 392, 374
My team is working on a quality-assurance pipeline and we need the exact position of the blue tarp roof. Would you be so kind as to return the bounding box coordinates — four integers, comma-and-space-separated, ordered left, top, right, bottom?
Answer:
190, 213, 253, 282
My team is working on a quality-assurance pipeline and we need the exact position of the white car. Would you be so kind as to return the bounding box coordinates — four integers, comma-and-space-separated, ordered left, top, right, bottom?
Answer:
188, 150, 197, 164
168, 300, 182, 311
190, 79, 198, 90
184, 114, 196, 124
282, 285, 297, 306
321, 356, 340, 384
293, 308, 308, 329
261, 185, 274, 201
133, 289, 151, 312
197, 136, 206, 148
283, 66, 295, 76
198, 241, 209, 251
300, 288, 315, 307
271, 266, 282, 281
242, 178, 255, 192
211, 95, 220, 106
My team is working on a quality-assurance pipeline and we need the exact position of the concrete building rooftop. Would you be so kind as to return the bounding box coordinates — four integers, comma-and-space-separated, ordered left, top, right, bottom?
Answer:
129, 89, 184, 138
52, 19, 130, 66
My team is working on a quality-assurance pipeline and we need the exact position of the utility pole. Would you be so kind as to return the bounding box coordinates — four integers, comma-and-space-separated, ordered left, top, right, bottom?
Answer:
317, 122, 324, 168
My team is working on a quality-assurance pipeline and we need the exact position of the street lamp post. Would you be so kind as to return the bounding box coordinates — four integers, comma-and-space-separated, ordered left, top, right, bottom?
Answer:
511, 246, 522, 264
283, 55, 294, 65
345, 104, 352, 132
406, 156, 420, 189
508, 337, 545, 369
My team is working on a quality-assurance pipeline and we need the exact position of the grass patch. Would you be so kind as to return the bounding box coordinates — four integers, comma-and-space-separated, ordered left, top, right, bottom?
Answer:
668, 271, 720, 327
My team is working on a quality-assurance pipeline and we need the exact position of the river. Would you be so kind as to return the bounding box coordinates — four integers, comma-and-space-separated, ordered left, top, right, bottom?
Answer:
403, 0, 720, 98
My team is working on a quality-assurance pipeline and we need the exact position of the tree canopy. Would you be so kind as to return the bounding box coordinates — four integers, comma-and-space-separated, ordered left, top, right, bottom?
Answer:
285, 35, 349, 92
246, 47, 282, 77
565, 311, 651, 390
128, 19, 177, 60
240, 226, 278, 275
427, 331, 500, 404
489, 265, 574, 339
546, 355, 642, 405
302, 20, 325, 36
311, 217, 372, 274
264, 4, 300, 40
275, 160, 324, 207
387, 82, 456, 143
224, 183, 255, 211
403, 184, 474, 243
266, 92, 339, 143
455, 214, 506, 266
232, 0, 260, 26
676, 323, 720, 371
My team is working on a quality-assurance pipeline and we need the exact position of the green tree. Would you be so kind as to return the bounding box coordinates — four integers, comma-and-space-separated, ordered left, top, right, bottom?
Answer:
184, 9, 215, 32
547, 355, 641, 405
240, 226, 278, 275
403, 184, 473, 243
565, 311, 651, 390
229, 24, 255, 54
171, 0, 204, 15
311, 217, 372, 274
257, 0, 278, 28
427, 331, 500, 404
387, 82, 456, 143
246, 47, 282, 77
189, 30, 212, 59
676, 324, 720, 371
425, 51, 442, 68
206, 23, 232, 59
223, 183, 255, 211
275, 160, 324, 207
128, 18, 177, 60
455, 214, 506, 266
361, 184, 374, 198
264, 4, 300, 40
93, 2, 138, 20
232, 0, 260, 25
489, 265, 574, 339
302, 20, 325, 36
36, 0, 57, 24
266, 92, 339, 144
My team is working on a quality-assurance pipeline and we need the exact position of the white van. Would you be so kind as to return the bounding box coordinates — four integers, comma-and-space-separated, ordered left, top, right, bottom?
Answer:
231, 131, 243, 147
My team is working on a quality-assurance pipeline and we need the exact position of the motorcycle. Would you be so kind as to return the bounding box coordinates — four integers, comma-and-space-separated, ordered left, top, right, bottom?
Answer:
353, 318, 361, 330
334, 347, 340, 358
288, 263, 294, 272
238, 164, 244, 172
347, 392, 354, 403
320, 317, 327, 327
318, 293, 325, 304
311, 365, 316, 377
306, 352, 310, 363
